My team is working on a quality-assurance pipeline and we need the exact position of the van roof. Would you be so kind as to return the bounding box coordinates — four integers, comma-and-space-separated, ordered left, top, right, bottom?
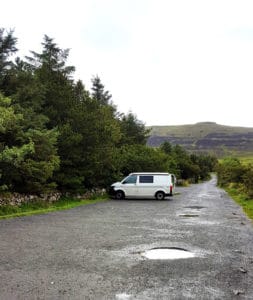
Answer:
129, 172, 170, 175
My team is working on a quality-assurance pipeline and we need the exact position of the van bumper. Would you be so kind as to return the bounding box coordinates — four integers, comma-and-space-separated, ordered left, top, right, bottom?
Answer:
165, 192, 173, 197
108, 186, 116, 197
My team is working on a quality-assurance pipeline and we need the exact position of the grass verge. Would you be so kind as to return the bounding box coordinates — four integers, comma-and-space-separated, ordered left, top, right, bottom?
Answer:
225, 187, 253, 220
0, 196, 108, 220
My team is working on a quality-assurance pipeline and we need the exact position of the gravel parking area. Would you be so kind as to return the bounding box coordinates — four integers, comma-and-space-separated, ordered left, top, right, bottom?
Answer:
0, 176, 253, 299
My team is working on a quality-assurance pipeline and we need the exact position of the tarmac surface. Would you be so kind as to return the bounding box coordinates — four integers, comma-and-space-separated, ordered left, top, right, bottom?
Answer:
0, 176, 253, 299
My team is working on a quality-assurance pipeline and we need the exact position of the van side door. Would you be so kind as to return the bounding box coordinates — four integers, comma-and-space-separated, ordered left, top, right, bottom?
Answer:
121, 175, 138, 197
138, 175, 154, 197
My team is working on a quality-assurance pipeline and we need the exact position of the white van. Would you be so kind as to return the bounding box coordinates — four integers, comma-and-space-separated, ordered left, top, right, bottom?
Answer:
109, 172, 176, 200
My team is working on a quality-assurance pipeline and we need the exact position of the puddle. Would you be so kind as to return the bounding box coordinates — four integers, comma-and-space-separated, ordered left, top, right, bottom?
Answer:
116, 293, 132, 299
179, 214, 199, 218
184, 206, 205, 210
197, 220, 220, 225
142, 247, 195, 260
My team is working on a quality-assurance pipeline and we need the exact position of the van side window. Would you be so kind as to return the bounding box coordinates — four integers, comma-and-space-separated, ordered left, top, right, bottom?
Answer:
122, 175, 137, 184
139, 175, 154, 183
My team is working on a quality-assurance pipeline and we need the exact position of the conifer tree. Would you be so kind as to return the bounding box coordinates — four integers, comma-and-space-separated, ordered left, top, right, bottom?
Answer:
91, 75, 112, 105
0, 93, 59, 192
0, 28, 18, 93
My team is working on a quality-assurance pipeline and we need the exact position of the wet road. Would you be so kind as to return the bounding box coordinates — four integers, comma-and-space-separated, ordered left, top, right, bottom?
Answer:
0, 176, 253, 299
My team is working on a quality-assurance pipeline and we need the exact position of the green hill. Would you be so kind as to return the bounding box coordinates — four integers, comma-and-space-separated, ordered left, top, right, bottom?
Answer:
147, 122, 253, 156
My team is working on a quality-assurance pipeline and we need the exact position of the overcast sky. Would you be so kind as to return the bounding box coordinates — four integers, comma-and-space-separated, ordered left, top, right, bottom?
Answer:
2, 0, 253, 127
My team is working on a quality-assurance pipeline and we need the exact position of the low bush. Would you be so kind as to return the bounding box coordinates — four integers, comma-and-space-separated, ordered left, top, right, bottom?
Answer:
242, 165, 253, 198
176, 179, 190, 187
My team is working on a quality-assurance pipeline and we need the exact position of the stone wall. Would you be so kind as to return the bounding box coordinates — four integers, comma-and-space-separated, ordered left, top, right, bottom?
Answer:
0, 192, 61, 206
0, 189, 106, 206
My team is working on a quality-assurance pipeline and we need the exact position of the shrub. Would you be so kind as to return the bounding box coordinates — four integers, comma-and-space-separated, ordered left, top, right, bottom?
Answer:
216, 158, 245, 186
242, 165, 253, 198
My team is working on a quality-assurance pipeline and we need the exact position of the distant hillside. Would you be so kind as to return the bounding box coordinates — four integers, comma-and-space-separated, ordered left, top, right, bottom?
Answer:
147, 122, 253, 156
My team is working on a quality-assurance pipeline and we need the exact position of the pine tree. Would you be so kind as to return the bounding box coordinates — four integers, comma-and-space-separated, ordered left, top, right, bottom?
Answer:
0, 93, 59, 192
25, 35, 75, 127
119, 112, 150, 146
91, 75, 112, 105
0, 28, 18, 93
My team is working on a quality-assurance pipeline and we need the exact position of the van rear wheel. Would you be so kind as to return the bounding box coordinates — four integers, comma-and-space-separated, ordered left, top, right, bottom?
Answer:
156, 191, 165, 200
115, 190, 124, 200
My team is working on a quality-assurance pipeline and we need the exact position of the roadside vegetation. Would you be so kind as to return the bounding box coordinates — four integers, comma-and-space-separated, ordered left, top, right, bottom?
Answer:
216, 157, 253, 220
0, 28, 217, 217
0, 196, 107, 219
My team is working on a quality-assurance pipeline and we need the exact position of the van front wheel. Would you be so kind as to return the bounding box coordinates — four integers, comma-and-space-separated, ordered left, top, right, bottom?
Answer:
115, 190, 125, 200
156, 191, 165, 200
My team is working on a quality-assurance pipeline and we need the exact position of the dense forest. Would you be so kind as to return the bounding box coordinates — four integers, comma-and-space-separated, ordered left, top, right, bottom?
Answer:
0, 28, 217, 194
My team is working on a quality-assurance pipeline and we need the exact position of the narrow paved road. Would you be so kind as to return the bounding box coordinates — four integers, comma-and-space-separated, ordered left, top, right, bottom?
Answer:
0, 176, 253, 299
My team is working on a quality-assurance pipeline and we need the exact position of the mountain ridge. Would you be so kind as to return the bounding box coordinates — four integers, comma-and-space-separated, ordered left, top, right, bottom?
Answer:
147, 122, 253, 156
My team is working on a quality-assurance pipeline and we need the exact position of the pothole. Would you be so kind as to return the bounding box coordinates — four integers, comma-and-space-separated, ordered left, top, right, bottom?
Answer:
184, 206, 205, 210
141, 247, 195, 260
179, 214, 199, 218
116, 293, 132, 299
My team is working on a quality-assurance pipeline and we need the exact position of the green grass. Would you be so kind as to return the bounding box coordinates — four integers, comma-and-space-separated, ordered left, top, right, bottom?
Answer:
218, 155, 253, 164
239, 156, 253, 165
0, 196, 108, 220
225, 187, 253, 220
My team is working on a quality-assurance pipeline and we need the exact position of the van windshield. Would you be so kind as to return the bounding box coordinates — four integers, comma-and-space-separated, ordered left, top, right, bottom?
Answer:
122, 175, 137, 184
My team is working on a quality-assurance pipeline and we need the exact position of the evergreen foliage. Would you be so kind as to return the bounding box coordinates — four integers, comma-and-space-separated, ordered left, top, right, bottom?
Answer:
0, 28, 18, 93
0, 28, 218, 194
119, 112, 150, 146
115, 145, 168, 177
160, 142, 217, 182
91, 75, 112, 106
0, 93, 59, 192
